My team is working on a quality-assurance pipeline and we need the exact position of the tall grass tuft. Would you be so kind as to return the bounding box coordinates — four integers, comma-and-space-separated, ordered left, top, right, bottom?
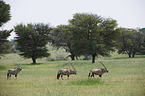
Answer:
69, 78, 104, 85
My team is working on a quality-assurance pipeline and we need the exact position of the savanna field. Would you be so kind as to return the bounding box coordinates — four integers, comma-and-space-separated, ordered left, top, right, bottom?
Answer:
0, 50, 145, 96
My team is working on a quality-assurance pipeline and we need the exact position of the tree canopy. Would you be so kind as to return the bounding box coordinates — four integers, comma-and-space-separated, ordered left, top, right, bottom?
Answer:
52, 13, 120, 63
1, 6, 144, 63
0, 0, 11, 27
14, 23, 52, 64
116, 28, 144, 57
0, 0, 12, 56
138, 28, 145, 55
52, 24, 79, 60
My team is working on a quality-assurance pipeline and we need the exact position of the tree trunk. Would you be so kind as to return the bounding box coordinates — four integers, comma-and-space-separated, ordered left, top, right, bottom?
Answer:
92, 55, 96, 63
71, 55, 75, 60
32, 57, 36, 64
76, 56, 78, 60
128, 51, 132, 58
132, 51, 136, 58
84, 55, 90, 60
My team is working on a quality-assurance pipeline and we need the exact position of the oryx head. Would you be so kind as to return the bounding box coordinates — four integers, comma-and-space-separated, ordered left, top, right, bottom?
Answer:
18, 65, 23, 71
70, 63, 77, 75
100, 62, 109, 73
20, 67, 23, 71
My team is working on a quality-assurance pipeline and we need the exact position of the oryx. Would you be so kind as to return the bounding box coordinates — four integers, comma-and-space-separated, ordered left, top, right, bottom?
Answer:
7, 66, 23, 79
88, 62, 109, 78
57, 64, 77, 80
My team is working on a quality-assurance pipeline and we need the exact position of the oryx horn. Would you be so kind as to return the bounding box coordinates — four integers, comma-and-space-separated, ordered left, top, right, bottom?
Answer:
70, 63, 77, 72
100, 62, 107, 69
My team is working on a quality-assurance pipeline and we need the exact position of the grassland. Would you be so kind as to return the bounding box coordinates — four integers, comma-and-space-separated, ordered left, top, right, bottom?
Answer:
0, 52, 145, 96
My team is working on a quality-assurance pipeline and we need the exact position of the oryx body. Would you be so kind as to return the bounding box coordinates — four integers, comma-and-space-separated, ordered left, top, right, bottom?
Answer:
7, 67, 23, 79
88, 62, 109, 78
57, 68, 77, 79
88, 68, 108, 78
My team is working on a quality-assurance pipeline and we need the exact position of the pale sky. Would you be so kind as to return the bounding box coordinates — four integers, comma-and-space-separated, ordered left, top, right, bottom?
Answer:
2, 0, 145, 40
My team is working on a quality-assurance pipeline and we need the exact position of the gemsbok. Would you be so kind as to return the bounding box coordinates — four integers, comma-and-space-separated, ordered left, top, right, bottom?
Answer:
88, 62, 109, 78
57, 64, 77, 80
7, 66, 23, 79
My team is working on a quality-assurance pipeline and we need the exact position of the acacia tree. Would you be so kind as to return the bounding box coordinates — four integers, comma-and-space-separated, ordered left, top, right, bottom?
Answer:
69, 13, 119, 63
140, 28, 145, 34
0, 0, 11, 27
139, 28, 145, 55
0, 30, 12, 55
0, 0, 12, 56
14, 23, 52, 64
116, 28, 144, 57
52, 25, 78, 60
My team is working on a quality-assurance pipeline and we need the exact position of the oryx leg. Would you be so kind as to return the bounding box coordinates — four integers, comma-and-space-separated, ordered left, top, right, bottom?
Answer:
9, 74, 11, 79
7, 73, 9, 79
99, 75, 102, 78
67, 75, 69, 79
15, 75, 17, 79
91, 73, 94, 77
61, 75, 63, 80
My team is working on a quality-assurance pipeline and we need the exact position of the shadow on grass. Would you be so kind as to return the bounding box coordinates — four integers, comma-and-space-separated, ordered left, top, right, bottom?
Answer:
113, 57, 129, 59
0, 65, 6, 70
134, 55, 145, 58
69, 78, 104, 85
22, 63, 44, 66
113, 55, 145, 59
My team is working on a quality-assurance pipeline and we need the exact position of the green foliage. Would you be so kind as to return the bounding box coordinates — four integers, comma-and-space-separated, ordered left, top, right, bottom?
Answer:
0, 0, 11, 27
52, 13, 120, 62
0, 30, 13, 56
52, 25, 77, 60
139, 28, 145, 54
0, 0, 12, 56
69, 13, 119, 63
0, 41, 12, 55
116, 28, 145, 57
14, 23, 53, 64
139, 28, 145, 34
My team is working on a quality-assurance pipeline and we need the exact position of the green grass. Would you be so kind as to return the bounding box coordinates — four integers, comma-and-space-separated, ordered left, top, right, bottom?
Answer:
0, 53, 145, 96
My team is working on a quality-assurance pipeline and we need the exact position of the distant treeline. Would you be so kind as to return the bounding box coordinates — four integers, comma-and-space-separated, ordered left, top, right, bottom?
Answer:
0, 0, 145, 63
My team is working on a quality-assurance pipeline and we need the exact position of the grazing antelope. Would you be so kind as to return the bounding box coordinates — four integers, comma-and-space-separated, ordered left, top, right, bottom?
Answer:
88, 62, 109, 78
57, 64, 77, 80
7, 67, 23, 79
